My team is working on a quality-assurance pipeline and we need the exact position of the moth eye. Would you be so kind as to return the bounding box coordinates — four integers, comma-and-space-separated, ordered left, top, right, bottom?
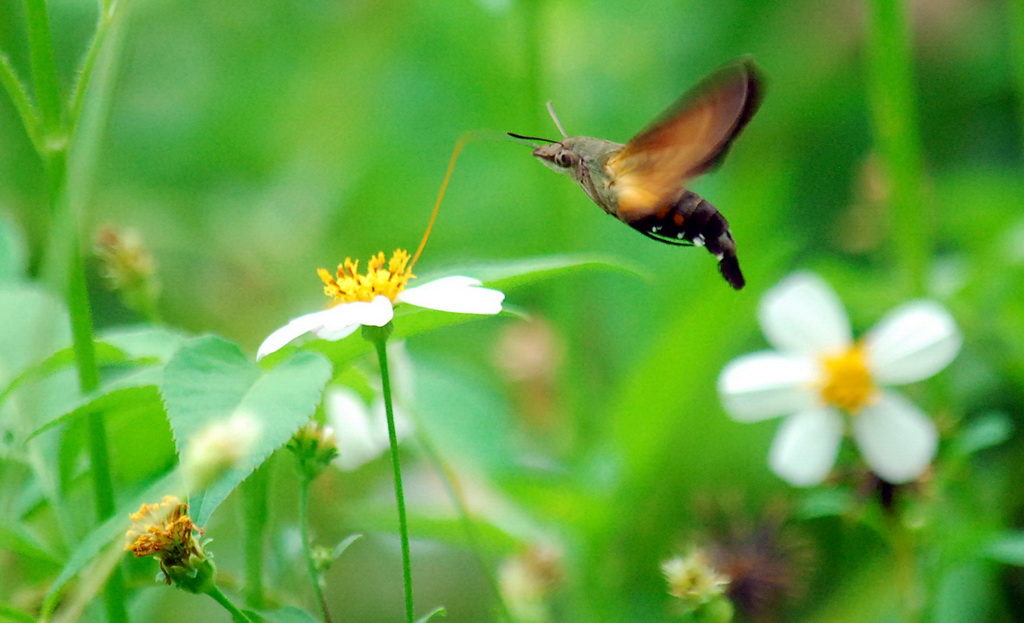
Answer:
554, 152, 574, 168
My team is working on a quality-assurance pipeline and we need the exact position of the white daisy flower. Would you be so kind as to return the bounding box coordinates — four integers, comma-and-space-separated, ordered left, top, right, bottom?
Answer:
257, 249, 504, 360
718, 272, 962, 486
326, 386, 414, 471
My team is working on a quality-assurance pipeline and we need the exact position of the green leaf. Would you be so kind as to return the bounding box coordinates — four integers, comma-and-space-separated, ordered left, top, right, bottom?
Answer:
0, 212, 27, 283
161, 336, 332, 524
418, 253, 640, 290
795, 489, 857, 520
244, 606, 320, 623
985, 532, 1024, 566
954, 411, 1013, 457
415, 606, 447, 623
0, 341, 128, 414
0, 603, 36, 623
99, 325, 189, 362
26, 367, 162, 441
0, 523, 60, 565
0, 284, 70, 387
932, 562, 995, 623
330, 533, 363, 562
0, 326, 182, 416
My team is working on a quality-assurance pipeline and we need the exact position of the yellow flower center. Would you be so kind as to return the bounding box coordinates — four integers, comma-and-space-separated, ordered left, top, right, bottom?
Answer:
318, 249, 414, 303
819, 344, 876, 412
125, 496, 205, 574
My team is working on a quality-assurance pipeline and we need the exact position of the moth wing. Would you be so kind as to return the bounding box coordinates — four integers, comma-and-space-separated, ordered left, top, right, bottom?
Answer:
606, 58, 763, 222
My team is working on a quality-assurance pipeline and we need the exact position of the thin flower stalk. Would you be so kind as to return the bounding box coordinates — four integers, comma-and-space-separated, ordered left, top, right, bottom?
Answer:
364, 324, 415, 623
299, 477, 333, 623
289, 423, 340, 623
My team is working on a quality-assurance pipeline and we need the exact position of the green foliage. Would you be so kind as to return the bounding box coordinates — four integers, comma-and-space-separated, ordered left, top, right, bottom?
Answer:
1, 0, 1023, 622
161, 336, 331, 524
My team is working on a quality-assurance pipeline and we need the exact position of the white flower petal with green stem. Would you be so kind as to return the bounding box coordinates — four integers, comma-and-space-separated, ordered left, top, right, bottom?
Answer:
758, 272, 851, 356
852, 390, 937, 484
865, 301, 961, 385
256, 296, 394, 360
396, 276, 504, 314
768, 407, 844, 486
718, 351, 820, 422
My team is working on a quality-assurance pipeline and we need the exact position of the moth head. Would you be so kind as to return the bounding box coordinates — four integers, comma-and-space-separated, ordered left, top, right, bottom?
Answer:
532, 140, 580, 175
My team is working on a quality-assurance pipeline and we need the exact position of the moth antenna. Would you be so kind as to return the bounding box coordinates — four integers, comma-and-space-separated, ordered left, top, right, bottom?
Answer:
507, 132, 557, 144
546, 101, 568, 138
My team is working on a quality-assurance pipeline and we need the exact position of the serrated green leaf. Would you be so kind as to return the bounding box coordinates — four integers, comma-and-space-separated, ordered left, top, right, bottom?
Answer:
161, 336, 332, 524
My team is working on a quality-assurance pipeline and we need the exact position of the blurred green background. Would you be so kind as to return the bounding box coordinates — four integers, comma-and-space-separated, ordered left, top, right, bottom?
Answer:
2, 0, 1023, 621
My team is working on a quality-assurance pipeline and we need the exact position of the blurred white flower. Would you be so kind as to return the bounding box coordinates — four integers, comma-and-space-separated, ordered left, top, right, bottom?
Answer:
182, 412, 261, 492
326, 387, 413, 471
257, 249, 504, 360
718, 272, 961, 486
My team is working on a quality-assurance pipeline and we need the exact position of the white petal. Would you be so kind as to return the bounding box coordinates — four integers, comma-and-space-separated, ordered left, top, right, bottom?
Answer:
768, 407, 844, 487
852, 391, 937, 483
256, 308, 339, 360
312, 296, 394, 339
326, 388, 387, 471
396, 276, 504, 314
864, 301, 961, 385
759, 272, 852, 356
256, 297, 396, 360
718, 351, 820, 422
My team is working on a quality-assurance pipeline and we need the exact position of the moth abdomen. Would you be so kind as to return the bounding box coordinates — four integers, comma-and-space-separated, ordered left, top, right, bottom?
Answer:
629, 190, 745, 290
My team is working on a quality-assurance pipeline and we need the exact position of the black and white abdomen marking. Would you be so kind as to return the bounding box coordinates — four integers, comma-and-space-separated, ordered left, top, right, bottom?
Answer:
626, 190, 745, 290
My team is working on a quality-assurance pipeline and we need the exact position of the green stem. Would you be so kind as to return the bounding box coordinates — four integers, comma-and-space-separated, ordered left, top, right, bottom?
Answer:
67, 166, 128, 623
365, 324, 414, 623
0, 54, 43, 152
878, 483, 920, 623
241, 464, 270, 609
865, 0, 929, 295
299, 477, 334, 623
207, 585, 256, 623
1010, 0, 1024, 151
22, 0, 64, 136
18, 0, 131, 620
67, 2, 115, 133
889, 515, 920, 623
416, 431, 513, 623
